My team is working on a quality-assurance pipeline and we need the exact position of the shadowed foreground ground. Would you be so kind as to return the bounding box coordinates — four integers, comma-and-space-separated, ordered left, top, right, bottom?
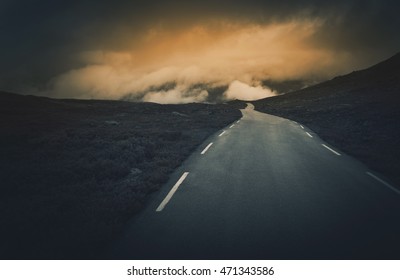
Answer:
0, 92, 242, 259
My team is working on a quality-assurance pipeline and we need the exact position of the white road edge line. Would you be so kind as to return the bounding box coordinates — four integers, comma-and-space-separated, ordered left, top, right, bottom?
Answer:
230, 124, 235, 128
322, 144, 341, 156
219, 131, 226, 137
300, 125, 304, 129
306, 132, 313, 138
366, 172, 400, 195
156, 172, 189, 212
201, 142, 213, 155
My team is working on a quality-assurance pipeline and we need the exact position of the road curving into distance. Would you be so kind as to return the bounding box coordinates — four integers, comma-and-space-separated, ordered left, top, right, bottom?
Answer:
109, 104, 400, 259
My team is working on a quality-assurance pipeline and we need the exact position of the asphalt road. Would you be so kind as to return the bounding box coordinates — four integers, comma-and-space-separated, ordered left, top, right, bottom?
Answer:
110, 104, 400, 259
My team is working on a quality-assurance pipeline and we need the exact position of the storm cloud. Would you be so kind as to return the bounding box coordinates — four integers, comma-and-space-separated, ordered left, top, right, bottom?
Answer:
1, 0, 399, 102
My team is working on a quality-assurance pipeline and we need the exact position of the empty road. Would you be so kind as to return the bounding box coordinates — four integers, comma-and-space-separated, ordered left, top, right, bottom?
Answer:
110, 104, 400, 259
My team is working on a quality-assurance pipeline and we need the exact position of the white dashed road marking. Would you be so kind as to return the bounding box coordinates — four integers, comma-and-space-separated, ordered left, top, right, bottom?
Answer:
322, 144, 341, 156
156, 172, 189, 212
201, 143, 213, 155
367, 172, 400, 195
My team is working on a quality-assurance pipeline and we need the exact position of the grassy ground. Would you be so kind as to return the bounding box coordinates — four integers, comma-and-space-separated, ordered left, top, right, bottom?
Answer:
0, 92, 242, 259
253, 53, 400, 187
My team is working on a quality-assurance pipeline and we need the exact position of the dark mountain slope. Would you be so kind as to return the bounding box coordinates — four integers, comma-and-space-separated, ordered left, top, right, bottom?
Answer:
253, 52, 400, 186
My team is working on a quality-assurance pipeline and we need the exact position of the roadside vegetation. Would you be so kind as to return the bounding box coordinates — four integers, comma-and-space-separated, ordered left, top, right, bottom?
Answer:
0, 92, 242, 259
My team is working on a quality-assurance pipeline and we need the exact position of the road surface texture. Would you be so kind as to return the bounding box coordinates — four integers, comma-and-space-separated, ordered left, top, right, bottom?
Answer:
110, 104, 400, 259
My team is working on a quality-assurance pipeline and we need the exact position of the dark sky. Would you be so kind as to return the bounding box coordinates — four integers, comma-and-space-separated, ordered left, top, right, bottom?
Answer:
1, 0, 399, 101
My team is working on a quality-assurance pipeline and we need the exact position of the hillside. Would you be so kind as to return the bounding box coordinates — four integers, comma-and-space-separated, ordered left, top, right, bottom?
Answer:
0, 92, 242, 259
253, 52, 400, 186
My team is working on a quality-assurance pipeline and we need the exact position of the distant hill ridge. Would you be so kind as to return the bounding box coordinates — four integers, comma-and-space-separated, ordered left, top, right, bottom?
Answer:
280, 52, 400, 100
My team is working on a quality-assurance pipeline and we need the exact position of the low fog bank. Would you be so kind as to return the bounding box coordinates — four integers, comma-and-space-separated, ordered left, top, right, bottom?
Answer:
120, 80, 278, 104
39, 21, 357, 104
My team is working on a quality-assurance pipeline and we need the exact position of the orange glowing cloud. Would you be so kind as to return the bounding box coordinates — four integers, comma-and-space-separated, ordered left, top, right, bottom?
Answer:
48, 19, 354, 102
